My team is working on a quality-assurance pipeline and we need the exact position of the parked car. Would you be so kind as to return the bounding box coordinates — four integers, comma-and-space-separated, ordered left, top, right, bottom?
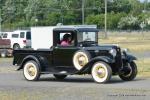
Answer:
1, 32, 13, 39
13, 25, 137, 83
1, 30, 31, 50
0, 38, 12, 57
11, 30, 31, 50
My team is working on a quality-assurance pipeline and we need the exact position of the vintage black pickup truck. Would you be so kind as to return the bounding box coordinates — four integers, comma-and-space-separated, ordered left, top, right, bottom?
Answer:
13, 26, 137, 83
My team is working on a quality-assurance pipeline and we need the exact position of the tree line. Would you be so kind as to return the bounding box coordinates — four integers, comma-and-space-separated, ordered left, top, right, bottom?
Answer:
0, 0, 150, 31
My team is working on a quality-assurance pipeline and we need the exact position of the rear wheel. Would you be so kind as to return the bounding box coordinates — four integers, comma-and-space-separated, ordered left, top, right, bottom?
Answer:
53, 74, 67, 80
91, 61, 112, 83
119, 61, 137, 81
73, 50, 91, 70
23, 60, 40, 81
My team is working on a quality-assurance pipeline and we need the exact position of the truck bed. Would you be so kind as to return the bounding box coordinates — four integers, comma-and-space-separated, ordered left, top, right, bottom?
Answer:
13, 49, 53, 66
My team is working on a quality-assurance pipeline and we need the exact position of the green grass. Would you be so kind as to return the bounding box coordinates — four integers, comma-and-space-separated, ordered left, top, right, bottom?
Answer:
99, 32, 150, 53
0, 58, 13, 63
136, 58, 150, 77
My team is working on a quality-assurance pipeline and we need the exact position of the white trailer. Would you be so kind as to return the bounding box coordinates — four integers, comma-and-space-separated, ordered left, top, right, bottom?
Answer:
31, 25, 97, 50
31, 26, 55, 50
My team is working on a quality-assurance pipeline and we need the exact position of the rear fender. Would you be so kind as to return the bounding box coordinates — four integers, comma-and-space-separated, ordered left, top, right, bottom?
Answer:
78, 56, 114, 74
17, 55, 41, 70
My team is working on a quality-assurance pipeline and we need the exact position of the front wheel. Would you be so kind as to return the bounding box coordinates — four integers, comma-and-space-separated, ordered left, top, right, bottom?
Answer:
23, 60, 40, 81
91, 61, 112, 83
119, 61, 137, 81
73, 50, 91, 70
53, 74, 67, 80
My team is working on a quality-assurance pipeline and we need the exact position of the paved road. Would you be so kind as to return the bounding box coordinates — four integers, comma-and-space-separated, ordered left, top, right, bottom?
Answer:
0, 58, 150, 100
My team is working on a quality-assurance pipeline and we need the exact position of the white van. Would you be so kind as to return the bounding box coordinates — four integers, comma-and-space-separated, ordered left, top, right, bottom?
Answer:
1, 30, 31, 49
1, 32, 13, 39
11, 30, 31, 49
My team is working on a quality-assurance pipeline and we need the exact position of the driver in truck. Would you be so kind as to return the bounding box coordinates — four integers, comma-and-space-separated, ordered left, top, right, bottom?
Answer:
60, 34, 72, 46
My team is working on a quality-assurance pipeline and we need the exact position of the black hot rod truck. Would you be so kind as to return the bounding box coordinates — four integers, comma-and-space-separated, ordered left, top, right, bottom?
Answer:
13, 25, 137, 83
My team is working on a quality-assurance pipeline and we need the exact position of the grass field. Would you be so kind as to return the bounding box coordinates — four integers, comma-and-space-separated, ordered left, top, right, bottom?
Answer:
99, 31, 150, 77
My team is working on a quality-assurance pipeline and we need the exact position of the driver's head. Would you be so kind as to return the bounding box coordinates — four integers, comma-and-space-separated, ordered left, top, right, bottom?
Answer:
63, 34, 71, 41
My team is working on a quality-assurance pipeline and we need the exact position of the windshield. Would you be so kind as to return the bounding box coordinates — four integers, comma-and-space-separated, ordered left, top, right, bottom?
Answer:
77, 31, 97, 43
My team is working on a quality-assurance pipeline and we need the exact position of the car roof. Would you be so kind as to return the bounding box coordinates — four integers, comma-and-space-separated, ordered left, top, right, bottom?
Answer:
53, 28, 99, 32
14, 30, 30, 32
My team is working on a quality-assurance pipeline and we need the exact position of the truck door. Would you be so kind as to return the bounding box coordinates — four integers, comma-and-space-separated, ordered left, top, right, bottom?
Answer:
52, 30, 78, 67
53, 46, 78, 67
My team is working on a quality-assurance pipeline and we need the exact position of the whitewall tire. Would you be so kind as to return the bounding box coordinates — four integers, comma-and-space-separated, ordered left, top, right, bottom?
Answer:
119, 61, 137, 81
23, 61, 40, 81
91, 61, 112, 83
73, 50, 91, 70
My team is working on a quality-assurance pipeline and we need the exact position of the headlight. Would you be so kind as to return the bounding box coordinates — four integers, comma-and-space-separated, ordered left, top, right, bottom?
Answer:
109, 49, 117, 57
122, 48, 129, 53
122, 48, 129, 56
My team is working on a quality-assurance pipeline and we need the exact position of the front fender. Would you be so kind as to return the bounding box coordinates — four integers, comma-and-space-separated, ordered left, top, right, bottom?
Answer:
17, 55, 41, 70
77, 56, 114, 74
123, 54, 137, 63
90, 56, 115, 64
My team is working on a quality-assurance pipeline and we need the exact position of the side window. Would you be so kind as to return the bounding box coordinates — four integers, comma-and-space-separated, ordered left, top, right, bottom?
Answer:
12, 34, 19, 38
20, 32, 25, 38
3, 33, 8, 38
26, 32, 31, 40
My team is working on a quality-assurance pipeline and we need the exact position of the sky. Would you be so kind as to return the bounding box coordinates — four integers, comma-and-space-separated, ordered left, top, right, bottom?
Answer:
139, 0, 150, 2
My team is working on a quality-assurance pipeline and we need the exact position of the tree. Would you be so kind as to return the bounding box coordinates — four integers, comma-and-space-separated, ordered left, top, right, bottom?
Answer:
0, 0, 150, 30
118, 15, 140, 30
85, 14, 105, 28
129, 0, 143, 15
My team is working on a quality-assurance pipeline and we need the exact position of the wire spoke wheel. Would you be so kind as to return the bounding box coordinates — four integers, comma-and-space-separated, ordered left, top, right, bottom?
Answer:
73, 50, 91, 70
23, 61, 40, 81
91, 61, 112, 83
119, 61, 137, 81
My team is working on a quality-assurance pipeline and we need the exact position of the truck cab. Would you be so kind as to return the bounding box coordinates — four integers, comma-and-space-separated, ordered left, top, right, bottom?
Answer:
13, 25, 137, 83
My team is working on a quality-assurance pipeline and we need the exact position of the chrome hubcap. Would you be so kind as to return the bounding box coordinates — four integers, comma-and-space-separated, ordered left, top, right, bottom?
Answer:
96, 66, 106, 78
78, 55, 87, 66
27, 66, 36, 76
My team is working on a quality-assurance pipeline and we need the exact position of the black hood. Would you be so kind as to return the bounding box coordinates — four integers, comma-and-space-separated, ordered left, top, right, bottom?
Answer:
82, 44, 119, 51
